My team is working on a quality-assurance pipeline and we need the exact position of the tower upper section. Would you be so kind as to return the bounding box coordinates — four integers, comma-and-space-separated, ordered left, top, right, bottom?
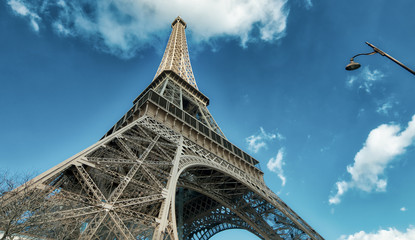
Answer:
154, 16, 198, 89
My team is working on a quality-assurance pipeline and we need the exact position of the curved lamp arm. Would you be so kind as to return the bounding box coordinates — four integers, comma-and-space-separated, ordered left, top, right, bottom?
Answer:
350, 51, 377, 60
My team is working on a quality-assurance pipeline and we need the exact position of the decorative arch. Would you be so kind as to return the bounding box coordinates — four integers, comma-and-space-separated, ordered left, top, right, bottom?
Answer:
172, 155, 283, 239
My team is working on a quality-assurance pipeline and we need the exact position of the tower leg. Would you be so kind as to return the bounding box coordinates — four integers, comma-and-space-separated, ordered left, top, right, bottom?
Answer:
153, 136, 184, 240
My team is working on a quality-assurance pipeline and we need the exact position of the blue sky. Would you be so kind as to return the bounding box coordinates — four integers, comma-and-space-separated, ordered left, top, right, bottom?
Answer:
1, 0, 415, 239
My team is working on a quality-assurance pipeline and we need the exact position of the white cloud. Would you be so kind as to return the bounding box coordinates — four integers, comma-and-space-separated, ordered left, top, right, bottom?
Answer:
401, 207, 407, 212
6, 0, 289, 58
303, 0, 313, 9
276, 132, 286, 141
30, 17, 40, 32
53, 22, 71, 36
57, 0, 66, 7
8, 0, 41, 32
329, 181, 348, 205
376, 98, 398, 116
8, 0, 30, 16
329, 115, 415, 205
246, 127, 282, 153
247, 128, 287, 186
377, 101, 393, 115
346, 66, 384, 93
347, 75, 357, 87
267, 148, 286, 186
364, 67, 384, 81
339, 226, 415, 240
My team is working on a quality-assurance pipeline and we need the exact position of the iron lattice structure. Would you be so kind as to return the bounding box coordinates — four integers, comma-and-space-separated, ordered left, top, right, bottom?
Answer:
3, 17, 324, 240
154, 17, 198, 89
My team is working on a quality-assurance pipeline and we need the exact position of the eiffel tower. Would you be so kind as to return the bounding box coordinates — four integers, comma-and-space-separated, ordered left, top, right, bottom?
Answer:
4, 17, 324, 240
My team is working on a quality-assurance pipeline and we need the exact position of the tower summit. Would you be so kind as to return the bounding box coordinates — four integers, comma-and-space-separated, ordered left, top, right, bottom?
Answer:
2, 17, 324, 240
154, 16, 197, 89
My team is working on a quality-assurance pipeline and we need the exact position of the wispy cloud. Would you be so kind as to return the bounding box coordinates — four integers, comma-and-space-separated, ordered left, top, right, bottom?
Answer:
246, 128, 287, 186
329, 115, 415, 205
7, 0, 41, 32
376, 101, 393, 115
6, 0, 289, 58
339, 226, 415, 240
346, 66, 385, 93
400, 207, 407, 212
376, 97, 398, 116
246, 127, 284, 153
303, 0, 313, 9
267, 148, 286, 186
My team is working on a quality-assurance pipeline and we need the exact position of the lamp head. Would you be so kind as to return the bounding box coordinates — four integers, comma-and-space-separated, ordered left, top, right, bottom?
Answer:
345, 58, 361, 71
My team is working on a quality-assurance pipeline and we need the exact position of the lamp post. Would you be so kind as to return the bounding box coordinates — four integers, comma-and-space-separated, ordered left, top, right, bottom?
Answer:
345, 42, 415, 75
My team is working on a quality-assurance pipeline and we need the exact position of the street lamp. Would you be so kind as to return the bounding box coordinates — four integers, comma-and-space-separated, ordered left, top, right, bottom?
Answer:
345, 42, 415, 75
